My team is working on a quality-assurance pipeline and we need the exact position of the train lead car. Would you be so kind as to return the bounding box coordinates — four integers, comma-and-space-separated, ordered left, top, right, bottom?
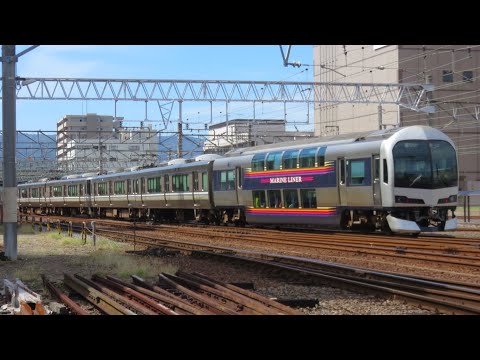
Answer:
19, 125, 458, 234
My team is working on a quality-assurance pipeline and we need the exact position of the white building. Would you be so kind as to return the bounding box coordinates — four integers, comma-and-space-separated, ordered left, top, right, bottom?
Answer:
204, 119, 313, 154
57, 114, 158, 173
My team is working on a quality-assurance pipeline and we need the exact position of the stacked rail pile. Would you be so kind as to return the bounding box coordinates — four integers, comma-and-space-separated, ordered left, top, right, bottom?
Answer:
42, 272, 301, 315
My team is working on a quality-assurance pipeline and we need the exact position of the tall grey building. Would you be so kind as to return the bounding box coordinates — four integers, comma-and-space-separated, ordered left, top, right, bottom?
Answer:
314, 45, 480, 189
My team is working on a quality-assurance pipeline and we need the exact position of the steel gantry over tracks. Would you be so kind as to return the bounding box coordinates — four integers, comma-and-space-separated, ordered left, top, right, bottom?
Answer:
1, 78, 434, 112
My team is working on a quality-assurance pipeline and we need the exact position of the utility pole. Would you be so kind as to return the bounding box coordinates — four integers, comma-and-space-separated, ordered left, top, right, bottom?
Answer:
378, 105, 383, 130
177, 101, 183, 158
2, 45, 18, 260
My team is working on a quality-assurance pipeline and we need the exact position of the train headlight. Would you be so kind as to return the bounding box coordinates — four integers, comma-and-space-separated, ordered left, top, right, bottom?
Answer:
438, 195, 457, 204
395, 196, 425, 204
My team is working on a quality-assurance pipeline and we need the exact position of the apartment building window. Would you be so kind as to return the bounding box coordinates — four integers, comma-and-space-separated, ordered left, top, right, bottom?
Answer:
463, 71, 474, 82
442, 70, 453, 83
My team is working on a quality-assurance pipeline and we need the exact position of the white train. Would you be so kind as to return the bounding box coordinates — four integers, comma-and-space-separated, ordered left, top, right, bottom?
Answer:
18, 125, 458, 234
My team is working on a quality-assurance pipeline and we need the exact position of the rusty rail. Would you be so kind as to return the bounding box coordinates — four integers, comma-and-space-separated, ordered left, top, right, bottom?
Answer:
41, 274, 89, 315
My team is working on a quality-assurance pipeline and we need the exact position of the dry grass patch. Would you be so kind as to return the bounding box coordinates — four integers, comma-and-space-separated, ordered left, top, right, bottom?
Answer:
0, 232, 177, 289
85, 251, 177, 279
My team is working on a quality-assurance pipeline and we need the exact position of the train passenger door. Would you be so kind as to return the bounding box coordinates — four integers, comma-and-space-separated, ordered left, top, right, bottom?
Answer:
140, 177, 145, 206
372, 155, 382, 206
338, 158, 347, 206
192, 172, 198, 206
235, 167, 242, 205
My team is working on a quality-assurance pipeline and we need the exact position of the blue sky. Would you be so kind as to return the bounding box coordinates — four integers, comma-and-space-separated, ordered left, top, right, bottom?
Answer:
6, 45, 314, 133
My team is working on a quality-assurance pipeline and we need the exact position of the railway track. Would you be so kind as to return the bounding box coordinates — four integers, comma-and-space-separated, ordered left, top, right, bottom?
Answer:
23, 215, 480, 314
24, 215, 480, 271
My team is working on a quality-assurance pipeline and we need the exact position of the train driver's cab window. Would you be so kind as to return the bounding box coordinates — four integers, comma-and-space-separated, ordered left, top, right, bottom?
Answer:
299, 148, 317, 168
266, 152, 283, 170
350, 159, 366, 185
283, 189, 299, 208
251, 153, 266, 172
253, 190, 266, 208
282, 150, 299, 169
301, 189, 317, 208
267, 190, 282, 208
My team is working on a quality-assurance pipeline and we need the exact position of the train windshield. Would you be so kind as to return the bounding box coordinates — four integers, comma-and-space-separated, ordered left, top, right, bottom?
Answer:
393, 140, 457, 189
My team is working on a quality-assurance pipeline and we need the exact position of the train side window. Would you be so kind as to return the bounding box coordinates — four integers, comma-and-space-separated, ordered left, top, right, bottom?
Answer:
227, 170, 235, 190
299, 148, 317, 168
317, 147, 326, 167
253, 190, 266, 208
283, 189, 299, 208
53, 186, 62, 197
98, 183, 107, 196
220, 171, 227, 191
283, 149, 299, 169
114, 181, 125, 195
202, 172, 208, 191
172, 174, 189, 192
266, 152, 283, 170
383, 159, 389, 184
79, 184, 84, 196
251, 153, 266, 172
147, 177, 162, 193
68, 185, 78, 197
127, 180, 131, 194
301, 189, 317, 208
267, 190, 282, 208
350, 159, 366, 185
